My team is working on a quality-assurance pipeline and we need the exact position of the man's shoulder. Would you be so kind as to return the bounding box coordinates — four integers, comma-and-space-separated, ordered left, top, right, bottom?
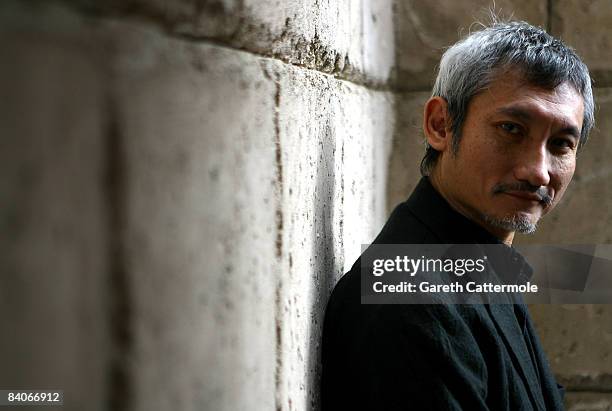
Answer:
370, 199, 439, 245
325, 198, 441, 316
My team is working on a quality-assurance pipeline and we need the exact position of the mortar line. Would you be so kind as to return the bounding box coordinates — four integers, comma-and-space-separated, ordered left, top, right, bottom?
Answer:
53, 0, 404, 92
177, 33, 439, 94
273, 74, 284, 411
171, 33, 383, 90
565, 387, 612, 394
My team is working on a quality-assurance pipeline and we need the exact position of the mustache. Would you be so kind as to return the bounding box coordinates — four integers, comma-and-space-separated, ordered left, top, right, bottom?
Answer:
493, 182, 553, 205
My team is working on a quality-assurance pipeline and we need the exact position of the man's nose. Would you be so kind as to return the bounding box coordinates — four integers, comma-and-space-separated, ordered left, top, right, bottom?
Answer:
513, 146, 551, 187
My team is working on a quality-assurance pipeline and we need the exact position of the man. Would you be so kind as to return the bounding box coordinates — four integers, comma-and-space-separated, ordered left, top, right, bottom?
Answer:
321, 20, 594, 410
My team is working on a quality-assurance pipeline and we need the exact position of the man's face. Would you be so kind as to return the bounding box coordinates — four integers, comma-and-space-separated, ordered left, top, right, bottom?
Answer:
435, 72, 585, 239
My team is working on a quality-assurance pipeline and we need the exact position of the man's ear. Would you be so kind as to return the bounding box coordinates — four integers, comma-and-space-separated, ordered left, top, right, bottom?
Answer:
423, 96, 452, 152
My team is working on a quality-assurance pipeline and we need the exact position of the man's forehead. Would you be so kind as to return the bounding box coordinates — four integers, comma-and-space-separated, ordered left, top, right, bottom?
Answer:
477, 74, 585, 127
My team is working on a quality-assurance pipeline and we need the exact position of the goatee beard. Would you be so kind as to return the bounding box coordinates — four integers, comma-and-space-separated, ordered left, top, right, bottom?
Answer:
482, 213, 538, 234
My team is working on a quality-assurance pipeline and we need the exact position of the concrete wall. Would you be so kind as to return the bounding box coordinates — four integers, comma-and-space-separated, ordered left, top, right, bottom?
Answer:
0, 1, 392, 410
388, 2, 612, 410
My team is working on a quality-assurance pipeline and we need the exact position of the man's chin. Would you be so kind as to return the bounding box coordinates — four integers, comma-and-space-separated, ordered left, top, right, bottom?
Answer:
482, 212, 539, 234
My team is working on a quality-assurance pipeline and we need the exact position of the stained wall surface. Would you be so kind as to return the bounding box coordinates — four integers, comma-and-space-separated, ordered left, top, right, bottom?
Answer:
0, 0, 391, 410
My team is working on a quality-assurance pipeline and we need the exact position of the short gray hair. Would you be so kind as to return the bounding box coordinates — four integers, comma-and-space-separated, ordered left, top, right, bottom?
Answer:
420, 20, 595, 176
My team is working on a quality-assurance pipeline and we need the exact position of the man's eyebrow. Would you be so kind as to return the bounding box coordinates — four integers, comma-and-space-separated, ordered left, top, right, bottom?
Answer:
494, 106, 581, 139
495, 106, 533, 122
558, 125, 581, 140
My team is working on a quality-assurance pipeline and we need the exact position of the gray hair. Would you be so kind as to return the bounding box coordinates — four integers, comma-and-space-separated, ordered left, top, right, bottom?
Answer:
420, 20, 595, 176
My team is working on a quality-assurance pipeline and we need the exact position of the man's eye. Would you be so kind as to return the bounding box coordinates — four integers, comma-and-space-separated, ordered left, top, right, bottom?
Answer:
499, 122, 522, 135
550, 138, 575, 150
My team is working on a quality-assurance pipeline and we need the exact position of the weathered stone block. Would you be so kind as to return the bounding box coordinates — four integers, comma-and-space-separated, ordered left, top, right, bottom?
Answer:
552, 0, 612, 87
0, 5, 109, 411
565, 392, 612, 411
108, 24, 279, 411
530, 304, 612, 383
393, 0, 548, 90
269, 59, 394, 411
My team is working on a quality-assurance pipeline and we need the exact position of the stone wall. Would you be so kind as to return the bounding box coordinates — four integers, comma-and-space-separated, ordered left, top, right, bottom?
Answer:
388, 2, 612, 410
0, 1, 392, 410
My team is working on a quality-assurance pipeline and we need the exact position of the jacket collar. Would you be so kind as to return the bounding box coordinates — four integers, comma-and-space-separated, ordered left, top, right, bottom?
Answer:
405, 176, 503, 245
404, 177, 533, 282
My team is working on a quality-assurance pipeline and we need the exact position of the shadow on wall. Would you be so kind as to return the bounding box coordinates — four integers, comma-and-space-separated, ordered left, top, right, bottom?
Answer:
278, 112, 345, 411
306, 119, 339, 411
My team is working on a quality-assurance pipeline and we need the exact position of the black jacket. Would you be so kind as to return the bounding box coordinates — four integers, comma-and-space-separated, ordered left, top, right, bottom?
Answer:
321, 177, 565, 410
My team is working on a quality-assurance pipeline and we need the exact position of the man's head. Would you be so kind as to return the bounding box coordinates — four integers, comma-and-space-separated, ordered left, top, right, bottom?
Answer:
421, 21, 594, 242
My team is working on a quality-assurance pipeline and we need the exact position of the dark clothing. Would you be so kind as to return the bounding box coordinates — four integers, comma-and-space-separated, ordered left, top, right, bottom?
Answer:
321, 177, 564, 410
